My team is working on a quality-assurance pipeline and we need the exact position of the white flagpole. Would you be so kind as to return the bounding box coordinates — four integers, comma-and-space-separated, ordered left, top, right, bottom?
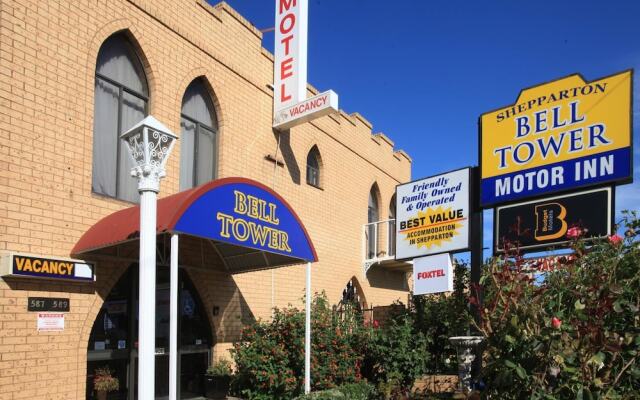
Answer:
169, 234, 179, 400
305, 261, 311, 394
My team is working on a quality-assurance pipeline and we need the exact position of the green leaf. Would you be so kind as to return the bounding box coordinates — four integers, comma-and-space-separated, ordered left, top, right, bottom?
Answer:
504, 360, 517, 369
613, 300, 623, 313
588, 352, 605, 366
574, 300, 585, 310
515, 365, 526, 379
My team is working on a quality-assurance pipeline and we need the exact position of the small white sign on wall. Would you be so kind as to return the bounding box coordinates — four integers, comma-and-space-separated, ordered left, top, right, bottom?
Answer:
37, 313, 64, 332
413, 253, 454, 295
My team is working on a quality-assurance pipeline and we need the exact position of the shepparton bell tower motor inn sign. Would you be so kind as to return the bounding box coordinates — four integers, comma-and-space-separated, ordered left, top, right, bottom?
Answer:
479, 70, 632, 207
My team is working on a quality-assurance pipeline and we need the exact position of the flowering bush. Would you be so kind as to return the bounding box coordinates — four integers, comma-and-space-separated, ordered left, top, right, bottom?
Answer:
476, 211, 640, 398
366, 313, 429, 399
93, 367, 119, 393
231, 293, 368, 399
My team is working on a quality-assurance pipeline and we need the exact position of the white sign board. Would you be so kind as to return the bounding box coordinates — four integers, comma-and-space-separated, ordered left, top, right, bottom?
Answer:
274, 0, 308, 113
273, 90, 338, 129
413, 253, 454, 295
37, 313, 64, 332
396, 167, 470, 260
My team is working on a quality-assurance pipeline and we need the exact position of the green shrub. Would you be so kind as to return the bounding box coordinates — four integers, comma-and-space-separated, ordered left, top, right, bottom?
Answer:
231, 293, 368, 399
206, 358, 232, 376
411, 262, 470, 374
366, 313, 430, 396
335, 381, 376, 400
294, 388, 344, 400
294, 381, 376, 400
476, 211, 640, 399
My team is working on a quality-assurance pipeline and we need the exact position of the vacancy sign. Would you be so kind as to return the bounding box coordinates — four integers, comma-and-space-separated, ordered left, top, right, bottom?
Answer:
273, 0, 338, 129
37, 313, 64, 332
396, 168, 471, 260
480, 70, 632, 207
413, 253, 454, 295
273, 90, 338, 129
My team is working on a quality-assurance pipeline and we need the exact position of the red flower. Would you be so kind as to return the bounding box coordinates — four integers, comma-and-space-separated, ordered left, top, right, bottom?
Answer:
608, 234, 623, 246
373, 320, 380, 329
566, 226, 583, 239
551, 317, 562, 329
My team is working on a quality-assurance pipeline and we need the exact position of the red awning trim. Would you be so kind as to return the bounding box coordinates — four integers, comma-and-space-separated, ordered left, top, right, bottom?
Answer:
72, 177, 318, 262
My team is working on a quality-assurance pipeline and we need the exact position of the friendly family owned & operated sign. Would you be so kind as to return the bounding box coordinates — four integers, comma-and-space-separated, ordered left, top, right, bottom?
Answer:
395, 168, 471, 260
480, 70, 632, 207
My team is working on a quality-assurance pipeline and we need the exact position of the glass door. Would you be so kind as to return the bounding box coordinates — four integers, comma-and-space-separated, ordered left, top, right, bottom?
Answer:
87, 265, 213, 400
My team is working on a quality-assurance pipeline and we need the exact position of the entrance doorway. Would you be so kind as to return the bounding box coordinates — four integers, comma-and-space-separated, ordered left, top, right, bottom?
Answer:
86, 265, 213, 399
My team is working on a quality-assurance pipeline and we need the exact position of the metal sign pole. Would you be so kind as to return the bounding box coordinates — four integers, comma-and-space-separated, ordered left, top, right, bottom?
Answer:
305, 261, 311, 394
169, 234, 179, 400
470, 167, 483, 322
470, 166, 484, 381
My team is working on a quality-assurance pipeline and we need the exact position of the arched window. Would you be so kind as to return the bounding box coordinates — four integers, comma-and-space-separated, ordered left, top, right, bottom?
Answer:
180, 79, 218, 190
92, 33, 149, 203
368, 185, 379, 224
367, 185, 380, 259
306, 146, 322, 188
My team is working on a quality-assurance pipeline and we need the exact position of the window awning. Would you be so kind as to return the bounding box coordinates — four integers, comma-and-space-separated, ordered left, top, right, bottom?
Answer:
72, 177, 317, 271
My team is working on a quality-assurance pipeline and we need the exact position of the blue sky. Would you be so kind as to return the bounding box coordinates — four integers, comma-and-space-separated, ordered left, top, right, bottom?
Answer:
217, 0, 640, 255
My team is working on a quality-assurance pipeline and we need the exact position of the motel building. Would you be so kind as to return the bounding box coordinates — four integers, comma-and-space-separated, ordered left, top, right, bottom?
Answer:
0, 1, 413, 399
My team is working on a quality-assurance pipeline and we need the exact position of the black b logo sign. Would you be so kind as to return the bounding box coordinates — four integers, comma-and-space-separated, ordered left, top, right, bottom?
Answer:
534, 202, 567, 241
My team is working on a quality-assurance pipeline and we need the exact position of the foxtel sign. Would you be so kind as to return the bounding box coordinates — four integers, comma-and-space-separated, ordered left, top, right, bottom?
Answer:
412, 253, 454, 295
273, 0, 338, 130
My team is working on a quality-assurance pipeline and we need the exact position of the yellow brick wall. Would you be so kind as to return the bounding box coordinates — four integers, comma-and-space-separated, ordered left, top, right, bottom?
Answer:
0, 0, 412, 398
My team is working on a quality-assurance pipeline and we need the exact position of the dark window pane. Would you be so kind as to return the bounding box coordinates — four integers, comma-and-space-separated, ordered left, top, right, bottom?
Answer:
88, 269, 131, 351
306, 148, 321, 187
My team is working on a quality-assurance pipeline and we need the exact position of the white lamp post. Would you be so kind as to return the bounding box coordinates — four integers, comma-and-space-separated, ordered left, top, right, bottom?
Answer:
121, 115, 178, 400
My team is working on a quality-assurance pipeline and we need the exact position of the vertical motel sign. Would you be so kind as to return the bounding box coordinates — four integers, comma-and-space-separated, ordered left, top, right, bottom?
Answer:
273, 0, 338, 130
